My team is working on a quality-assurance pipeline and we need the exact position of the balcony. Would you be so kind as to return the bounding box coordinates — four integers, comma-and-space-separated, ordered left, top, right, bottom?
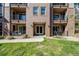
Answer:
0, 19, 3, 23
11, 25, 26, 35
0, 7, 2, 17
11, 14, 26, 24
51, 3, 68, 8
53, 20, 67, 24
10, 3, 28, 8
0, 7, 2, 12
52, 15, 68, 24
11, 20, 26, 24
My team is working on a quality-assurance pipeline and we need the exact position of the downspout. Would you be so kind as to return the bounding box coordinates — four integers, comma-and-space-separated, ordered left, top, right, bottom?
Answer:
10, 4, 11, 35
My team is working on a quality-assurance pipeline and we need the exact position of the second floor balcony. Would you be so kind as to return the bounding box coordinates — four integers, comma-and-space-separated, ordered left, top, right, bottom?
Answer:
11, 14, 26, 24
10, 3, 28, 8
0, 7, 2, 17
51, 3, 68, 8
51, 14, 68, 23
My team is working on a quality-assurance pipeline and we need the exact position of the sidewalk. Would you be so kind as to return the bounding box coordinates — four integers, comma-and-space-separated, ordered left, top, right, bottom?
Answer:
47, 36, 79, 42
0, 36, 44, 43
62, 36, 79, 42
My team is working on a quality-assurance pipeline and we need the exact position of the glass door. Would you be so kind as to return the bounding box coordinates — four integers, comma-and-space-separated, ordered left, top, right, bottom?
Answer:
35, 25, 44, 35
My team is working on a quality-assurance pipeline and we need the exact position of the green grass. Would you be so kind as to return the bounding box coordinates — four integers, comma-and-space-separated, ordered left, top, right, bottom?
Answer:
0, 38, 79, 56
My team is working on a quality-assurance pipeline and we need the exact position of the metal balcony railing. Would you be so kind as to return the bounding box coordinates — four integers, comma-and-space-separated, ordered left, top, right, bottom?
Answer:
52, 15, 66, 20
51, 3, 68, 7
52, 15, 68, 23
11, 14, 26, 20
11, 3, 28, 7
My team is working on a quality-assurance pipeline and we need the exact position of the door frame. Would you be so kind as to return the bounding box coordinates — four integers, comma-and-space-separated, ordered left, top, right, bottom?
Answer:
34, 24, 45, 36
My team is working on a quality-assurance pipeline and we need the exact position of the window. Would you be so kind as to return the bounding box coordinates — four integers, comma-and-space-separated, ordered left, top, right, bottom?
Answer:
19, 14, 26, 20
53, 15, 59, 20
74, 3, 79, 8
33, 7, 38, 15
0, 3, 2, 7
41, 7, 46, 15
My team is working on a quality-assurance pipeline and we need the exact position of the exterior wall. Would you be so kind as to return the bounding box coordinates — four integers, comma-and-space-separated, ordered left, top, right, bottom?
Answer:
4, 3, 10, 35
1, 3, 78, 37
64, 4, 75, 36
26, 3, 50, 37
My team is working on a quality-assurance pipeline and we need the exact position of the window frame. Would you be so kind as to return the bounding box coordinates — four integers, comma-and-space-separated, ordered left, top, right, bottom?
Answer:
33, 6, 38, 15
41, 6, 46, 15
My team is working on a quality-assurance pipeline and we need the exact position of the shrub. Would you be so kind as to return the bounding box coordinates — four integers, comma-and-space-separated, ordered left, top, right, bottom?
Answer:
0, 36, 5, 39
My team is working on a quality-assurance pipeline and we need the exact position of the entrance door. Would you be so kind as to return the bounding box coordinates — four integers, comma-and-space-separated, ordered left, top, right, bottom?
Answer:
35, 25, 44, 36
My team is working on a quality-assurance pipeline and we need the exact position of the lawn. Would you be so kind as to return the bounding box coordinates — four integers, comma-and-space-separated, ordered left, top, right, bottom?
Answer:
0, 38, 79, 56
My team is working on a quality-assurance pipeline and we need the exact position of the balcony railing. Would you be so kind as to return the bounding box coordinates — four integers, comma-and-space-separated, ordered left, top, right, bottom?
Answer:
12, 31, 26, 35
52, 15, 68, 23
0, 7, 2, 12
11, 14, 26, 23
0, 7, 2, 17
51, 3, 68, 7
10, 3, 28, 7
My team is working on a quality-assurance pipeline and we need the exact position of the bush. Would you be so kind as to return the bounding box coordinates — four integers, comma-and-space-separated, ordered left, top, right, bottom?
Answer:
0, 36, 5, 39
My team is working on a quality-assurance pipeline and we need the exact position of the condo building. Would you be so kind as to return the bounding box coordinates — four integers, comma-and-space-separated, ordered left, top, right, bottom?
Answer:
0, 3, 79, 37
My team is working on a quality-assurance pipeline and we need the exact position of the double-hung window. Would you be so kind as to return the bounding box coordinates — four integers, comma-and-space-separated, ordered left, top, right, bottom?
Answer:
41, 7, 46, 15
33, 7, 38, 15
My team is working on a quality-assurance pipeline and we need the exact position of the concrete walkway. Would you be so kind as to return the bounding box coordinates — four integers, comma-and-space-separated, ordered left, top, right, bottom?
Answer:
0, 36, 44, 43
47, 36, 79, 42
61, 36, 79, 42
0, 36, 79, 43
